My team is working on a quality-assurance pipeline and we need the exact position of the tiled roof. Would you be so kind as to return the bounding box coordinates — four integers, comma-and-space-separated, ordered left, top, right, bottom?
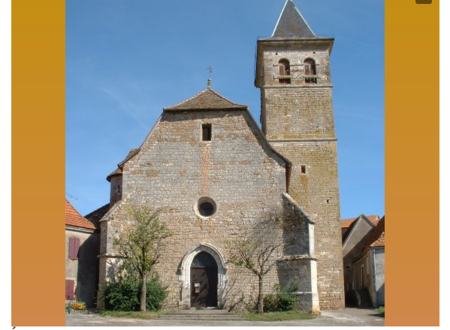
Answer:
65, 199, 96, 230
107, 148, 140, 181
341, 215, 380, 229
118, 148, 141, 167
164, 88, 247, 111
364, 216, 385, 250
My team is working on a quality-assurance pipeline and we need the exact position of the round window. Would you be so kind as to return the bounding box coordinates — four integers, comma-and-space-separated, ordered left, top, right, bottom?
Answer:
197, 197, 216, 217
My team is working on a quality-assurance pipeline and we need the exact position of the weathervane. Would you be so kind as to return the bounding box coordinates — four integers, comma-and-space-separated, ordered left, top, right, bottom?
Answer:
207, 66, 213, 88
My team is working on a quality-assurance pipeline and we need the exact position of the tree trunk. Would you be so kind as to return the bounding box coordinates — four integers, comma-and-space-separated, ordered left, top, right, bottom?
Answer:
257, 274, 264, 314
140, 275, 147, 312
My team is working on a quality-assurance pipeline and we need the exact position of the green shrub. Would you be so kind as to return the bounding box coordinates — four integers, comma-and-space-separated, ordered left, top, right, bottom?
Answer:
263, 285, 296, 312
105, 275, 168, 311
105, 280, 140, 311
145, 276, 168, 311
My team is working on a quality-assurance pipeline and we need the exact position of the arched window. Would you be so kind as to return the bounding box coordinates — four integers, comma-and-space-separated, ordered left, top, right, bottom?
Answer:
304, 59, 316, 76
278, 59, 291, 84
304, 59, 317, 83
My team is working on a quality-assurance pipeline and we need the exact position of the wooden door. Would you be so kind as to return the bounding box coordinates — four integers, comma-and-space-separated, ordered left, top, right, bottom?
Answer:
190, 252, 218, 308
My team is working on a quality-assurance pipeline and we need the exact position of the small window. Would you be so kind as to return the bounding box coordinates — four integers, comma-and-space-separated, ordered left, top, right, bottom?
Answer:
278, 59, 291, 84
69, 237, 80, 260
202, 124, 212, 141
199, 202, 214, 216
300, 165, 307, 174
197, 197, 217, 217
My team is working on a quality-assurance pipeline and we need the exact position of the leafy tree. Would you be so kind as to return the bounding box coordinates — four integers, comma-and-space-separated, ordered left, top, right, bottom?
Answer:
227, 218, 287, 314
114, 204, 172, 311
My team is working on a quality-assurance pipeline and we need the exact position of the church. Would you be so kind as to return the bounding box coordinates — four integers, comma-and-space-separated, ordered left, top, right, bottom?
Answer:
91, 0, 345, 312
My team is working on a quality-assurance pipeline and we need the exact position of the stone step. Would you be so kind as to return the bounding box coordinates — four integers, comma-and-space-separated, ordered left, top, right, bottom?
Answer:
158, 310, 245, 321
157, 315, 245, 321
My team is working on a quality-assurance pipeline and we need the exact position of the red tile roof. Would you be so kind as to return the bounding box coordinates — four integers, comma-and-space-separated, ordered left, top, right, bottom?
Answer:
65, 199, 96, 230
341, 214, 380, 229
164, 88, 247, 111
364, 216, 385, 250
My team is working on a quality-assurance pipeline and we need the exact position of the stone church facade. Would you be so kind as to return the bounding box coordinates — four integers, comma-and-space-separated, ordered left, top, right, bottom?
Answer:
93, 0, 344, 312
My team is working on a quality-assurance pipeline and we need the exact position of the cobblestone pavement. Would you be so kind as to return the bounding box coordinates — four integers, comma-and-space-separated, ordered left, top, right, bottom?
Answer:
65, 308, 384, 327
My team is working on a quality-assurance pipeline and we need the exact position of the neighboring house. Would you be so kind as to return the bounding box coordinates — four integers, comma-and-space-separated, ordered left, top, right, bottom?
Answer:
65, 199, 99, 307
341, 214, 385, 307
353, 217, 385, 307
90, 0, 345, 312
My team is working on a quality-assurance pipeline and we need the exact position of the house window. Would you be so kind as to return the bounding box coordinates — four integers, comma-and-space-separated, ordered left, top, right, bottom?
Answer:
202, 124, 212, 141
278, 59, 291, 84
304, 59, 317, 84
65, 279, 75, 300
68, 237, 80, 260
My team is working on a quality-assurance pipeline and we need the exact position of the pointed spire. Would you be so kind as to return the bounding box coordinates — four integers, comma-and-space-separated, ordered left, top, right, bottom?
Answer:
271, 0, 317, 39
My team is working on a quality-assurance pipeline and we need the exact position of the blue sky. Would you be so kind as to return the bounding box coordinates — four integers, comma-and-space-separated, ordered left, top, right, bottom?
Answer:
66, 0, 384, 219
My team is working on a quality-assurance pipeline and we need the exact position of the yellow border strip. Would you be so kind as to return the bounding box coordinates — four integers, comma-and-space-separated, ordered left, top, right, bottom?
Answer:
386, 0, 439, 325
12, 0, 65, 326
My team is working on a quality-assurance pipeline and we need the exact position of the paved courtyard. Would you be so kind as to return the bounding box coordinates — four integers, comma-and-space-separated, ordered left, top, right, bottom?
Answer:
65, 308, 384, 327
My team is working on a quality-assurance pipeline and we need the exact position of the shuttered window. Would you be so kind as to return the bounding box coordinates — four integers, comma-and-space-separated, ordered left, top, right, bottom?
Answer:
304, 59, 316, 76
69, 237, 80, 260
65, 279, 75, 300
278, 59, 291, 84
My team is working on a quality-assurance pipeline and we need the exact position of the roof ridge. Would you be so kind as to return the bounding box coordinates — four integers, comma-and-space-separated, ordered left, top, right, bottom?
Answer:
207, 88, 245, 107
163, 87, 247, 111
163, 89, 209, 110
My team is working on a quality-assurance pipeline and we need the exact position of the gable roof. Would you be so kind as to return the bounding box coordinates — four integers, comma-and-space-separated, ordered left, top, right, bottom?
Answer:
342, 214, 380, 249
364, 216, 385, 250
271, 0, 317, 39
163, 88, 247, 111
65, 199, 96, 230
341, 214, 380, 229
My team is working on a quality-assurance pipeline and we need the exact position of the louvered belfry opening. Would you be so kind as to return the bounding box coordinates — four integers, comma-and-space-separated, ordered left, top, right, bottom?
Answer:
279, 59, 291, 84
304, 58, 317, 84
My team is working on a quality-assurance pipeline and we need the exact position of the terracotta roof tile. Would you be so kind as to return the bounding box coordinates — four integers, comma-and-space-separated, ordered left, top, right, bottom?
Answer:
164, 88, 247, 111
65, 199, 96, 230
364, 216, 385, 250
341, 214, 380, 229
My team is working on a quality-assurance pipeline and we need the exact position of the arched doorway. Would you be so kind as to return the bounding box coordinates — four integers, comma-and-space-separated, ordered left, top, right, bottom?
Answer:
190, 252, 218, 307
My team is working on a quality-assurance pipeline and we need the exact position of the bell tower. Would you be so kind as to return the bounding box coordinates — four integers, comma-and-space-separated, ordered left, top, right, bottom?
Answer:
255, 0, 344, 309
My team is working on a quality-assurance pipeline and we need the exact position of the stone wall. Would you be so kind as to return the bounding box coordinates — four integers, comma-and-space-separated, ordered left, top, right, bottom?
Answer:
65, 229, 99, 307
373, 248, 385, 307
257, 39, 345, 309
98, 109, 317, 311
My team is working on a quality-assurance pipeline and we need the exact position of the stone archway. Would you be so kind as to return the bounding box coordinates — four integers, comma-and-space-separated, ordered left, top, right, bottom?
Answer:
178, 244, 227, 309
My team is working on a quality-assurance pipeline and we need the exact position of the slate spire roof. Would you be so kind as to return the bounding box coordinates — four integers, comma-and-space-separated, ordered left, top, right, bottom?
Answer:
271, 0, 317, 39
164, 88, 247, 111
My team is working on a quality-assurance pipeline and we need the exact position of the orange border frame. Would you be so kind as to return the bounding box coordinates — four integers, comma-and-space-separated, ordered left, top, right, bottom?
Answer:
11, 0, 439, 326
11, 0, 65, 326
385, 0, 439, 326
